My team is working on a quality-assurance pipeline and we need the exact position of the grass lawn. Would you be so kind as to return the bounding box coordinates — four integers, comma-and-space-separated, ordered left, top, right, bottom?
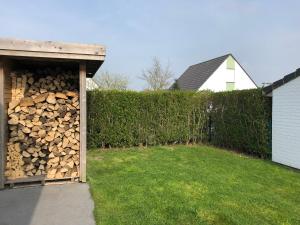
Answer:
87, 145, 300, 225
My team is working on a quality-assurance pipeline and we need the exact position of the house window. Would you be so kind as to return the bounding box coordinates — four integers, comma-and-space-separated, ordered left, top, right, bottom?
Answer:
226, 82, 235, 91
227, 56, 235, 70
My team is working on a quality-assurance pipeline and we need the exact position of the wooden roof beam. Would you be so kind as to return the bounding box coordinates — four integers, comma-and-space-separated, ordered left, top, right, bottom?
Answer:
0, 38, 106, 77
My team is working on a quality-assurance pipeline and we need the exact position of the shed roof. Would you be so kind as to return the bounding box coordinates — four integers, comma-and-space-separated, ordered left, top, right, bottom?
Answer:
0, 38, 106, 77
263, 68, 300, 95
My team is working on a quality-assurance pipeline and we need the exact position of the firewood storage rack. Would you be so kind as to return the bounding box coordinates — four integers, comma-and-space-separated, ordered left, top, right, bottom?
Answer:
0, 38, 106, 188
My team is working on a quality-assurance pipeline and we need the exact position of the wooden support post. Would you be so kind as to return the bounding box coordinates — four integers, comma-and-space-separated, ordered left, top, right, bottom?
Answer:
79, 62, 87, 182
0, 59, 5, 189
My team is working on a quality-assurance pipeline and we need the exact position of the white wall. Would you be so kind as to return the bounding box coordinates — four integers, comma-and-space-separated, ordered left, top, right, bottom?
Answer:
86, 78, 99, 90
272, 76, 300, 169
198, 58, 257, 92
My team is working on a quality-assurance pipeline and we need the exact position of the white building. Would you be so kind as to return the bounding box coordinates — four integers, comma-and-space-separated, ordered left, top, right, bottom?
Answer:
264, 69, 300, 169
173, 54, 257, 92
86, 78, 99, 90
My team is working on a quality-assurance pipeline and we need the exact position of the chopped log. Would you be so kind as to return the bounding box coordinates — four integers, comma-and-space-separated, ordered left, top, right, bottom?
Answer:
22, 151, 31, 158
60, 168, 68, 173
56, 92, 68, 99
27, 147, 36, 154
20, 97, 34, 107
71, 171, 78, 177
28, 77, 34, 85
71, 144, 79, 150
40, 88, 47, 94
46, 93, 56, 104
66, 161, 74, 169
62, 137, 69, 148
22, 127, 31, 134
8, 117, 19, 125
15, 106, 21, 112
69, 150, 76, 155
9, 100, 20, 110
38, 130, 46, 138
33, 93, 48, 103
6, 68, 81, 180
45, 131, 56, 142
66, 91, 78, 97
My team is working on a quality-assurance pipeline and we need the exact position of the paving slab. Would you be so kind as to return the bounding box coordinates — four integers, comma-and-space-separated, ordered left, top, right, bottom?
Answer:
0, 183, 95, 225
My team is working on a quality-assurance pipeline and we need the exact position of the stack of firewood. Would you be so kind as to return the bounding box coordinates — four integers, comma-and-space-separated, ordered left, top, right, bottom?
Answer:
5, 68, 80, 180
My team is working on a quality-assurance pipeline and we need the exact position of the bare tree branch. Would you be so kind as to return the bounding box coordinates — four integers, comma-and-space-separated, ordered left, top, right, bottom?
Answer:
140, 57, 173, 90
94, 71, 128, 90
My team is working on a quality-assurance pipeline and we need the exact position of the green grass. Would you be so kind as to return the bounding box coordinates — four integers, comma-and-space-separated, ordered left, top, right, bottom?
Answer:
87, 145, 300, 225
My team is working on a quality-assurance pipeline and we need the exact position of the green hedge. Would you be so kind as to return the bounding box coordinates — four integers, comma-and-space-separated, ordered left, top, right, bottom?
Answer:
87, 89, 272, 157
87, 90, 211, 148
209, 89, 272, 157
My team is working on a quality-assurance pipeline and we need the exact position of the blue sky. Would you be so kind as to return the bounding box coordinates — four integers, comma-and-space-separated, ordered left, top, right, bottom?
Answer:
1, 0, 299, 90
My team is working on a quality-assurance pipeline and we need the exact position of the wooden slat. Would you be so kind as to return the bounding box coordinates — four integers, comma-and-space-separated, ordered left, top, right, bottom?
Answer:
0, 38, 105, 56
5, 175, 45, 184
0, 49, 105, 61
0, 38, 106, 78
0, 59, 5, 189
79, 62, 87, 182
45, 176, 79, 181
4, 61, 12, 106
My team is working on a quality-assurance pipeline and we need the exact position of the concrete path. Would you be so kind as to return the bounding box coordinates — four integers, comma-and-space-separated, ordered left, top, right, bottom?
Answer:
0, 183, 96, 225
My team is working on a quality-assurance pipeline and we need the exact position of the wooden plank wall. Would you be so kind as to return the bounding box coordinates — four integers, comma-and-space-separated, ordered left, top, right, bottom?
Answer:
79, 62, 87, 182
4, 62, 11, 105
0, 38, 105, 56
0, 59, 11, 188
0, 59, 5, 188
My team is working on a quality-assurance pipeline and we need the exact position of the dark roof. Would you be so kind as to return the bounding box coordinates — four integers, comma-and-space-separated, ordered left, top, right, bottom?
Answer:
173, 53, 257, 90
263, 68, 300, 95
174, 54, 230, 90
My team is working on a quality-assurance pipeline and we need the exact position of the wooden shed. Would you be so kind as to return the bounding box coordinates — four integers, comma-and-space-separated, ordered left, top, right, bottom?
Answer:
263, 68, 300, 169
0, 38, 106, 188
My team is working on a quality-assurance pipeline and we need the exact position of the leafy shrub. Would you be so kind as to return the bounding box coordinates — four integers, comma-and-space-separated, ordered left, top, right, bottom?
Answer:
87, 90, 210, 148
209, 89, 272, 157
87, 89, 272, 157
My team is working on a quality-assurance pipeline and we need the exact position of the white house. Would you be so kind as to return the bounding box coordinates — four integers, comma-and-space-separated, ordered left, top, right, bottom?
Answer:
173, 54, 257, 92
264, 68, 300, 169
86, 78, 99, 90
